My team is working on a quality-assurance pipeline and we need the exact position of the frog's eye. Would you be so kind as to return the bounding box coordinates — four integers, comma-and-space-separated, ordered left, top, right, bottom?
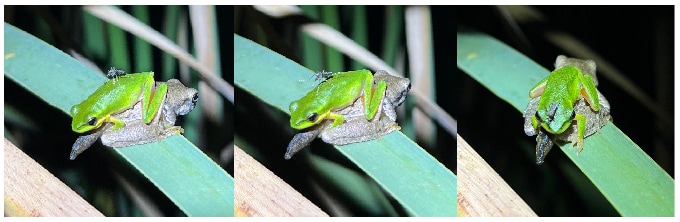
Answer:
191, 93, 199, 103
87, 117, 98, 126
534, 113, 543, 122
306, 113, 318, 122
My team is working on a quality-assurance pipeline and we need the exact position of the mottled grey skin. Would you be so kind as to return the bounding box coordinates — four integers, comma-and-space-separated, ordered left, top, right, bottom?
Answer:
372, 70, 411, 122
70, 79, 197, 160
284, 70, 410, 159
320, 96, 400, 145
523, 55, 611, 165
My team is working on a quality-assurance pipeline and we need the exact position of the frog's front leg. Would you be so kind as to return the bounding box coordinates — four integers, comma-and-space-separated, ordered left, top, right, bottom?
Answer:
328, 112, 346, 128
164, 126, 184, 135
573, 113, 587, 155
109, 116, 126, 131
142, 82, 168, 124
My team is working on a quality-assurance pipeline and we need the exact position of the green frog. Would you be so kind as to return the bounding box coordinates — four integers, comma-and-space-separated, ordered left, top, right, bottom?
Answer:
523, 55, 612, 164
70, 79, 198, 160
284, 70, 410, 159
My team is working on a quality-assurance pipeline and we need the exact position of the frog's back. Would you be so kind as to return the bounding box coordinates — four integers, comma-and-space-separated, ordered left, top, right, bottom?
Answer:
72, 72, 153, 117
314, 70, 368, 110
542, 65, 582, 103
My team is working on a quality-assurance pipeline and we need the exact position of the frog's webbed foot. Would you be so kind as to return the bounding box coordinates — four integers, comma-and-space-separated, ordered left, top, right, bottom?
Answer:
157, 126, 184, 141
572, 139, 585, 156
164, 125, 184, 134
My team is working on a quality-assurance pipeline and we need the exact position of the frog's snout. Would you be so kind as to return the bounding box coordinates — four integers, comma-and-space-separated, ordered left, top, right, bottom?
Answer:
290, 118, 306, 130
547, 121, 563, 134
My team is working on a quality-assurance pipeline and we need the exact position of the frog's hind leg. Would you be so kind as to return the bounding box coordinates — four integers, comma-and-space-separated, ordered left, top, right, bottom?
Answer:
578, 74, 600, 111
142, 82, 168, 124
363, 79, 387, 120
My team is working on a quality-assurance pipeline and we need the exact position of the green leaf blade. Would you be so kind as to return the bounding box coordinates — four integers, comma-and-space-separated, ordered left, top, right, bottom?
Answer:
337, 133, 457, 216
118, 136, 234, 216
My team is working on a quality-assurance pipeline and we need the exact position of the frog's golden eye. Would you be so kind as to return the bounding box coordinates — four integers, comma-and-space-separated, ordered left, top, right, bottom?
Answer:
306, 113, 318, 122
87, 117, 97, 126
